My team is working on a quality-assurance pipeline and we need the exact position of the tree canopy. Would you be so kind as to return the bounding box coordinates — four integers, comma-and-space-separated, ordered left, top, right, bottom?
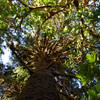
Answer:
0, 0, 100, 100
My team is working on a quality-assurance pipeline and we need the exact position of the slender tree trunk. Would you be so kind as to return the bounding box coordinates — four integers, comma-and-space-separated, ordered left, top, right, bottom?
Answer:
16, 70, 60, 100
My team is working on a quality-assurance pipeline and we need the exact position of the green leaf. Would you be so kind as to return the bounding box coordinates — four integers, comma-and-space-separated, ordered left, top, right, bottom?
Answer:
86, 52, 97, 63
76, 74, 87, 85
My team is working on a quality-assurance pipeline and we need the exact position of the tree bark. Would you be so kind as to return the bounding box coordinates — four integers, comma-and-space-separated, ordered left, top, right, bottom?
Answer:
16, 70, 60, 100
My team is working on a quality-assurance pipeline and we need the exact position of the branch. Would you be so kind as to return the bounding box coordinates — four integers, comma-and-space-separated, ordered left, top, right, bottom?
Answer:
42, 10, 63, 24
90, 28, 100, 38
52, 71, 78, 79
19, 0, 52, 10
3, 89, 18, 94
8, 41, 33, 75
80, 18, 100, 38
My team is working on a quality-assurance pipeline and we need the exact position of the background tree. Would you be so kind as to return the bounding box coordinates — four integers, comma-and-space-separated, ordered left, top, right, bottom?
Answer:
0, 0, 100, 100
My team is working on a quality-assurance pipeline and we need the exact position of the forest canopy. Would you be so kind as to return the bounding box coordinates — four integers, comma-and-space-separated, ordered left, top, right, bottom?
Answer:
0, 0, 100, 100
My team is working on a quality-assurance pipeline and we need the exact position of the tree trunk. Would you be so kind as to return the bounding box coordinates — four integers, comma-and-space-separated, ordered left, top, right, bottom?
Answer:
16, 70, 60, 100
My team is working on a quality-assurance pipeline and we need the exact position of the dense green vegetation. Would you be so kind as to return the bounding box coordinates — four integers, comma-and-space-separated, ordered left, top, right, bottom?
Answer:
0, 0, 100, 100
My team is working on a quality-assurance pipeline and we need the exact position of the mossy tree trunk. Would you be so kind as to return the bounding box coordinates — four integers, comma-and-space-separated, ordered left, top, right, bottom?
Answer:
16, 70, 60, 100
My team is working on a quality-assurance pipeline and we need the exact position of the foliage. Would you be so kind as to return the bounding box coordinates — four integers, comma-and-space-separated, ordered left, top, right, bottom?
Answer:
0, 66, 29, 100
12, 66, 30, 84
0, 0, 100, 100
